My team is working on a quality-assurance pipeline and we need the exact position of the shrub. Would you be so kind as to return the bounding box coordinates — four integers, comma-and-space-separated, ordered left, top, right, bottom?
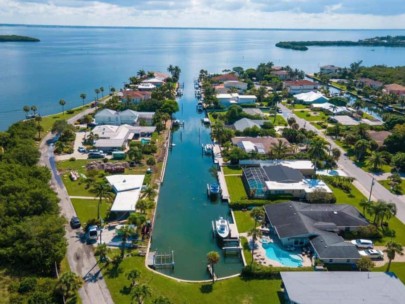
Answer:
146, 157, 156, 166
69, 157, 76, 162
306, 189, 336, 204
345, 225, 383, 239
66, 110, 75, 114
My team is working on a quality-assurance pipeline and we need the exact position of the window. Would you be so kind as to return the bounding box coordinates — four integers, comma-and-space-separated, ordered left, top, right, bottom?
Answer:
329, 259, 333, 263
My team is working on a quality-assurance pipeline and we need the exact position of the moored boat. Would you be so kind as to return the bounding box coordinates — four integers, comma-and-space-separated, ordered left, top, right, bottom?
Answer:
215, 217, 230, 239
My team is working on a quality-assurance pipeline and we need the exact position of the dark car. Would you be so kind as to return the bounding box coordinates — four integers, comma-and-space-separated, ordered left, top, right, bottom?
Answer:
70, 216, 81, 229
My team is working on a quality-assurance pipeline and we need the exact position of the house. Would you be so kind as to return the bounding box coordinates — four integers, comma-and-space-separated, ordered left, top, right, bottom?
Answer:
141, 77, 164, 88
214, 84, 228, 94
242, 164, 331, 199
216, 93, 257, 107
311, 102, 349, 115
121, 90, 151, 103
242, 108, 264, 117
384, 83, 405, 96
95, 109, 155, 126
106, 175, 145, 213
239, 159, 315, 175
271, 70, 289, 80
280, 272, 405, 304
223, 80, 248, 92
367, 130, 392, 147
284, 80, 319, 94
92, 124, 156, 152
231, 136, 290, 154
357, 78, 383, 89
233, 118, 266, 132
294, 91, 329, 104
320, 65, 341, 75
211, 73, 239, 83
265, 202, 368, 263
138, 83, 156, 91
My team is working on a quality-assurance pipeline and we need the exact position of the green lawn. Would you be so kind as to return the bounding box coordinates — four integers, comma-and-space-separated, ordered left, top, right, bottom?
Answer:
326, 182, 405, 245
225, 176, 248, 201
380, 179, 405, 195
241, 237, 253, 265
374, 263, 405, 284
353, 160, 393, 174
71, 198, 111, 223
290, 104, 308, 110
234, 210, 255, 233
268, 115, 287, 126
294, 110, 329, 122
222, 166, 242, 175
102, 254, 282, 304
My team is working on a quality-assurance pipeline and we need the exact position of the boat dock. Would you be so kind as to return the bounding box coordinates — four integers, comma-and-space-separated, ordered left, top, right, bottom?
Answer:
217, 171, 230, 202
206, 264, 217, 281
147, 251, 175, 270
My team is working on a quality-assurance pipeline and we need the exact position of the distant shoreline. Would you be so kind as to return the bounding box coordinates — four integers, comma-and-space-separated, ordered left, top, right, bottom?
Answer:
2, 23, 405, 31
0, 34, 40, 42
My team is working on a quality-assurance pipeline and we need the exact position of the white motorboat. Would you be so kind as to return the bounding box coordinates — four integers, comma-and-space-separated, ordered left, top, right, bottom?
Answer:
215, 217, 230, 239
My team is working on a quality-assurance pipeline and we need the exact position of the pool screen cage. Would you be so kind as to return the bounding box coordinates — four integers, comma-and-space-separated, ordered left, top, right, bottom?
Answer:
242, 167, 268, 198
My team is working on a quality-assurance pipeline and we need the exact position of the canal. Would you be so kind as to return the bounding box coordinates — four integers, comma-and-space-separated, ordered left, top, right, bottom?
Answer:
150, 78, 243, 280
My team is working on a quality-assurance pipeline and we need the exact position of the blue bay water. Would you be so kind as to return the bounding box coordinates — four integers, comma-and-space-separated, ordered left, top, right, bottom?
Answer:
1, 25, 405, 280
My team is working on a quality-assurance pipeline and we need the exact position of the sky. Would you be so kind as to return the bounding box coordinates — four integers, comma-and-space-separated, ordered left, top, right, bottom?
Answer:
1, 0, 405, 29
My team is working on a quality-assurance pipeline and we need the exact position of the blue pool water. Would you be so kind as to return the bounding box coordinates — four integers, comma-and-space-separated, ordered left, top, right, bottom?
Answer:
141, 138, 151, 145
262, 242, 303, 267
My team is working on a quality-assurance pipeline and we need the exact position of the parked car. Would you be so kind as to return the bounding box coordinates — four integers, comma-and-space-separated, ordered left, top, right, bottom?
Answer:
277, 107, 282, 113
359, 249, 383, 259
78, 146, 88, 153
87, 225, 98, 243
70, 216, 81, 229
88, 152, 105, 159
351, 239, 373, 249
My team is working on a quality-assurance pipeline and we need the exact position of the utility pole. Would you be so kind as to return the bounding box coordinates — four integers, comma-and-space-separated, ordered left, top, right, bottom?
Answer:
368, 177, 375, 203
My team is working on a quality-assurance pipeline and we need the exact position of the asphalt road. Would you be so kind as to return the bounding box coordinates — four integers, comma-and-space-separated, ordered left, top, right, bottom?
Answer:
39, 103, 114, 304
279, 103, 405, 224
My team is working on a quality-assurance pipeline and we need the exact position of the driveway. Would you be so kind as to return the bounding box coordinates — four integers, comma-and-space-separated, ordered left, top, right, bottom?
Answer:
279, 103, 405, 224
39, 102, 114, 304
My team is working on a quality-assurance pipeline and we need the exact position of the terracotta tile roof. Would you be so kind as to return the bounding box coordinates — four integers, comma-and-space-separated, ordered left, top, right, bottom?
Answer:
153, 72, 170, 80
384, 83, 405, 92
367, 130, 392, 146
211, 73, 239, 83
122, 90, 151, 99
284, 80, 318, 86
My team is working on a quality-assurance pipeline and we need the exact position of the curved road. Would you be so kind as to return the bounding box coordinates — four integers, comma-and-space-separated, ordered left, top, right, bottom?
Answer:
279, 103, 405, 224
39, 105, 114, 304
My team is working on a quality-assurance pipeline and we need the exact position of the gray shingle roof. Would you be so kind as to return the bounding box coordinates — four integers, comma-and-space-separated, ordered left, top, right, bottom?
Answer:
233, 118, 266, 131
280, 272, 405, 304
263, 165, 304, 183
310, 232, 360, 260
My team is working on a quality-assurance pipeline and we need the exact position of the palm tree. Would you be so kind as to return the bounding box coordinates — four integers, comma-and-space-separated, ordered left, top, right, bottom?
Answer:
352, 99, 365, 111
59, 99, 66, 115
100, 86, 104, 97
354, 123, 369, 140
30, 105, 38, 116
80, 93, 86, 107
127, 269, 141, 288
118, 225, 135, 258
132, 284, 151, 304
137, 69, 146, 78
136, 199, 154, 214
333, 123, 341, 139
35, 117, 43, 140
141, 185, 157, 200
207, 251, 220, 283
95, 88, 100, 100
384, 241, 403, 272
152, 296, 172, 304
354, 139, 370, 161
359, 198, 372, 216
56, 271, 83, 300
366, 151, 387, 171
248, 227, 262, 265
308, 138, 328, 173
331, 147, 341, 162
90, 181, 113, 220
95, 243, 110, 264
271, 140, 289, 159
23, 105, 30, 117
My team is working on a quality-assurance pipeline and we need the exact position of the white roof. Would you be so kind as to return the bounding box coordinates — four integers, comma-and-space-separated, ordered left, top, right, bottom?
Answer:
110, 189, 141, 212
93, 125, 130, 140
311, 102, 347, 114
265, 179, 332, 193
238, 141, 256, 153
238, 95, 257, 99
106, 175, 145, 192
138, 83, 156, 89
294, 91, 328, 103
142, 77, 164, 84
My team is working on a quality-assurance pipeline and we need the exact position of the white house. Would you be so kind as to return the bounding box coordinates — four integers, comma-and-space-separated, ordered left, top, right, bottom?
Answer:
106, 175, 145, 213
95, 109, 154, 126
311, 102, 349, 115
142, 77, 164, 87
284, 80, 319, 94
216, 93, 257, 107
320, 65, 341, 75
294, 91, 329, 104
138, 83, 156, 91
223, 80, 248, 91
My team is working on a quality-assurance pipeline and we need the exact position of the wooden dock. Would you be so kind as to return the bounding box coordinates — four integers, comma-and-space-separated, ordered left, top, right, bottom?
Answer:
217, 171, 230, 202
207, 264, 217, 281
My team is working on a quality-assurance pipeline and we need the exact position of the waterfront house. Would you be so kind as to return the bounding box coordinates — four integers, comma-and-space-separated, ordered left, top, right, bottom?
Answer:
283, 80, 319, 94
310, 102, 349, 115
367, 130, 392, 147
95, 109, 155, 126
122, 90, 152, 103
293, 91, 329, 104
106, 175, 145, 213
231, 136, 290, 154
211, 73, 239, 83
239, 159, 315, 175
280, 272, 405, 304
265, 202, 368, 263
216, 93, 257, 107
357, 78, 383, 89
271, 70, 289, 80
232, 118, 265, 132
223, 80, 248, 92
138, 83, 156, 91
142, 77, 164, 88
319, 65, 341, 75
384, 83, 405, 96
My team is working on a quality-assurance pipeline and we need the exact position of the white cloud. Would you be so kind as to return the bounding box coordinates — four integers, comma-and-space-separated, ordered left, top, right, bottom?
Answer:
1, 0, 405, 28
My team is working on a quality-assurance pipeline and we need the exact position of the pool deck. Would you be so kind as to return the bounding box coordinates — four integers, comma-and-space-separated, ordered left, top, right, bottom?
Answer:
246, 235, 313, 268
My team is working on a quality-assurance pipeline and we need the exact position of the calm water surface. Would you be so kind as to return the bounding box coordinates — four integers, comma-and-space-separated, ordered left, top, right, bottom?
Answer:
2, 25, 405, 280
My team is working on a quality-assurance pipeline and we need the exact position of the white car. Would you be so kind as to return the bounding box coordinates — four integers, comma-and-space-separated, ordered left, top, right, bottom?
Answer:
359, 249, 383, 259
351, 239, 373, 249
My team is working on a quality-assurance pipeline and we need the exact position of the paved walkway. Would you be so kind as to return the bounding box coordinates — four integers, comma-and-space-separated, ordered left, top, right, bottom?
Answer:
279, 103, 405, 224
70, 196, 97, 200
39, 101, 114, 304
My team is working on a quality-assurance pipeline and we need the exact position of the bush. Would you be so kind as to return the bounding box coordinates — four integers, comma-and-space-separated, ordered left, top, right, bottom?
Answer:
146, 157, 156, 166
306, 189, 336, 204
241, 264, 312, 279
18, 277, 37, 294
69, 157, 76, 162
66, 110, 75, 114
345, 225, 383, 239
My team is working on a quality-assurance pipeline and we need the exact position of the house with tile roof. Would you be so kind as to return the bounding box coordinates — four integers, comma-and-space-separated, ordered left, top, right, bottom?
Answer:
384, 83, 405, 96
284, 80, 319, 94
320, 65, 341, 75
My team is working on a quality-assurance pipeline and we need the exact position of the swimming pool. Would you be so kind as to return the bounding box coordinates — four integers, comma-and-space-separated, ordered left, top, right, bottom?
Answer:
262, 242, 303, 267
141, 138, 151, 145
